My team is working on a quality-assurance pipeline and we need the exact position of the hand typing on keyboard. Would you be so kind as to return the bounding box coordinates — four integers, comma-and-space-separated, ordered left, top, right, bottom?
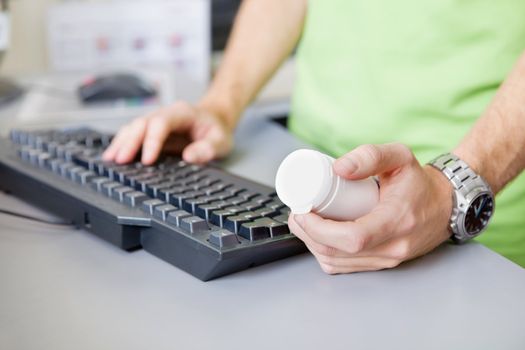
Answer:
5, 127, 303, 280
102, 101, 234, 165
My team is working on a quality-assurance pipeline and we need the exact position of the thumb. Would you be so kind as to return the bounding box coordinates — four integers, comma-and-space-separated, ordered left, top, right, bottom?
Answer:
333, 143, 415, 180
182, 129, 233, 164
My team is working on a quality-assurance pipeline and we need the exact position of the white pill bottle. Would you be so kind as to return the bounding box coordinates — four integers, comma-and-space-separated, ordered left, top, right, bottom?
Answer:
275, 149, 379, 221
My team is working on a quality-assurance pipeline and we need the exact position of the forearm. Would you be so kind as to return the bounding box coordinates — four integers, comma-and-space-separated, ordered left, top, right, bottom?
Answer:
199, 0, 307, 129
454, 51, 525, 193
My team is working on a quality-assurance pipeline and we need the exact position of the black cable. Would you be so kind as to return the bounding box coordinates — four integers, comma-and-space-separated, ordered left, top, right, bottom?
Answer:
0, 208, 75, 227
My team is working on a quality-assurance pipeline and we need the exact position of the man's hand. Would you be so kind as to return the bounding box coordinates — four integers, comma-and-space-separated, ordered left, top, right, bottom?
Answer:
288, 143, 454, 274
104, 0, 307, 166
102, 101, 234, 165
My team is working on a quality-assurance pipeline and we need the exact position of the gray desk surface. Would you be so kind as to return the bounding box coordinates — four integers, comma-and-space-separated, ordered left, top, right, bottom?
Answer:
1, 114, 525, 350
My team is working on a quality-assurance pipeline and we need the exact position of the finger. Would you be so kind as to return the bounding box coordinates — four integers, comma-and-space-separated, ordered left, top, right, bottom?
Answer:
183, 128, 232, 164
103, 107, 162, 162
293, 207, 399, 254
182, 140, 218, 164
315, 256, 400, 275
114, 117, 148, 163
141, 112, 193, 165
294, 212, 419, 262
288, 215, 350, 258
333, 143, 415, 180
102, 125, 131, 161
350, 235, 414, 261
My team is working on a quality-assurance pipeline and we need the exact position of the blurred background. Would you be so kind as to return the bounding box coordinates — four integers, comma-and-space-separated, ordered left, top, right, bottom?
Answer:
2, 0, 241, 74
0, 0, 293, 131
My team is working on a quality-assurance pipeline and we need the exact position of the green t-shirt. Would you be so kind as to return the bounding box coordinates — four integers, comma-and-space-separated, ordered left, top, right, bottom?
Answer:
289, 0, 525, 266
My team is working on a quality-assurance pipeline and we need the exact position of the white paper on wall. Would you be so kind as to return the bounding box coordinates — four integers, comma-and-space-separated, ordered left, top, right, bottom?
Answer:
47, 0, 210, 85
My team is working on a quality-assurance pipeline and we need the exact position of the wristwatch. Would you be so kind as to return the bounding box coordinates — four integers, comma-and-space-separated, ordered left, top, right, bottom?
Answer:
429, 153, 495, 243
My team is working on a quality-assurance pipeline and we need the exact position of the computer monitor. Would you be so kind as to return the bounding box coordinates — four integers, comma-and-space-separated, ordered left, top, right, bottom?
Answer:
211, 0, 242, 52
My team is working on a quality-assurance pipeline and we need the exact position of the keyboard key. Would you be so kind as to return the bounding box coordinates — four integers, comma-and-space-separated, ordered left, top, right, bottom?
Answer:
252, 195, 272, 206
64, 147, 84, 162
225, 186, 245, 196
49, 158, 64, 173
209, 229, 239, 248
37, 153, 52, 168
17, 146, 32, 162
72, 153, 97, 171
77, 170, 97, 185
202, 182, 232, 195
105, 165, 130, 182
153, 204, 178, 221
68, 166, 86, 182
209, 209, 234, 227
58, 162, 75, 177
45, 141, 59, 157
207, 200, 228, 209
91, 177, 111, 192
95, 161, 112, 176
252, 207, 279, 218
158, 186, 188, 202
239, 222, 271, 241
166, 210, 192, 226
174, 166, 202, 179
265, 200, 286, 211
224, 212, 261, 233
101, 182, 122, 197
208, 206, 245, 226
112, 186, 134, 202
9, 129, 21, 143
136, 177, 162, 193
28, 149, 41, 165
128, 172, 157, 189
238, 190, 258, 200
252, 217, 289, 237
222, 196, 248, 206
141, 199, 165, 215
195, 203, 222, 220
156, 159, 178, 171
123, 191, 149, 207
182, 196, 213, 214
222, 206, 246, 215
240, 201, 263, 211
68, 166, 85, 181
115, 168, 140, 185
210, 191, 235, 201
145, 181, 173, 198
273, 213, 289, 224
184, 177, 213, 190
169, 190, 204, 207
280, 207, 291, 215
181, 216, 209, 233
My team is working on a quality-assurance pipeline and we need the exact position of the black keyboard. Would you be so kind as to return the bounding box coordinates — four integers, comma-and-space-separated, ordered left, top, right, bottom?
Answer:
0, 128, 306, 281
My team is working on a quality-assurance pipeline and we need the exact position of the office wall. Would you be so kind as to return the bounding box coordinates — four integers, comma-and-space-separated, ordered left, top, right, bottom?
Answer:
1, 0, 113, 75
1, 0, 58, 74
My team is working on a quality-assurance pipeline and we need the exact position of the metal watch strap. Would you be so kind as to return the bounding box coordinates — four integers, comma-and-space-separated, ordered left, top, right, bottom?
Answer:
429, 153, 493, 243
430, 154, 481, 192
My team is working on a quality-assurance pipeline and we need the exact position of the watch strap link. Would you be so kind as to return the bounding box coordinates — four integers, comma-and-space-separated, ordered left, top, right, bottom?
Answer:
430, 154, 483, 193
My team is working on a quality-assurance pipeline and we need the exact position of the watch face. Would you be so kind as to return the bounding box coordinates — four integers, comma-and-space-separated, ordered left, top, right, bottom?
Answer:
464, 193, 494, 236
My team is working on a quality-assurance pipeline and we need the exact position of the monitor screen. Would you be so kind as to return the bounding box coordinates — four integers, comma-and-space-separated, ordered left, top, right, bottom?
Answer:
212, 0, 242, 51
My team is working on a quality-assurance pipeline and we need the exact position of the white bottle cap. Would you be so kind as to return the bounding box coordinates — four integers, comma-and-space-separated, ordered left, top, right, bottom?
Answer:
275, 149, 334, 214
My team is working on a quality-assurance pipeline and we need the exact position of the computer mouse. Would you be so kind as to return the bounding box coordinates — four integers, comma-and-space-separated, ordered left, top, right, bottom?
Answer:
77, 72, 157, 104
